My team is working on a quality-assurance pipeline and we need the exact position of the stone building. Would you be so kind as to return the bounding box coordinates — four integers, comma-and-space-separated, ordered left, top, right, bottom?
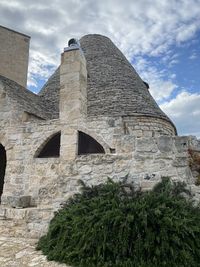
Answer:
0, 25, 199, 238
0, 25, 30, 87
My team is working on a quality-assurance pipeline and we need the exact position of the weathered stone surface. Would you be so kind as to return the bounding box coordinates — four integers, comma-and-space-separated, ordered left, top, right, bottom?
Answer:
140, 180, 159, 190
136, 138, 157, 152
157, 136, 173, 152
174, 136, 189, 152
0, 237, 68, 267
173, 157, 188, 167
0, 26, 30, 88
8, 196, 31, 208
0, 31, 199, 242
79, 35, 174, 131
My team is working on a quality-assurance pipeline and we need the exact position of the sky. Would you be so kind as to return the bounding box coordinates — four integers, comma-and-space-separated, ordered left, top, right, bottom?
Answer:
0, 0, 200, 137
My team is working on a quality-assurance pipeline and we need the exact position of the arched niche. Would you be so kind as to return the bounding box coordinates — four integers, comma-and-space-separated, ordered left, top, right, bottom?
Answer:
36, 132, 61, 158
78, 131, 105, 155
0, 144, 6, 203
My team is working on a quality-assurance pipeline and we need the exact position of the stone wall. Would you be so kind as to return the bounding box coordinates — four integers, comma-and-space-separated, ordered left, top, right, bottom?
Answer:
0, 39, 199, 239
1, 112, 199, 208
0, 100, 200, 238
0, 26, 30, 88
0, 110, 199, 238
122, 116, 176, 137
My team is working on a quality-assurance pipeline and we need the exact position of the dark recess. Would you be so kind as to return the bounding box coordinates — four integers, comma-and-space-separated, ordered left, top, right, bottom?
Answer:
37, 132, 61, 158
78, 131, 105, 155
0, 144, 6, 203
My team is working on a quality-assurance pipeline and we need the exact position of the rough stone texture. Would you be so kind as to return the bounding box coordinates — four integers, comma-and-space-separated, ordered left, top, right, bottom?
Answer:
0, 112, 199, 238
39, 68, 60, 119
60, 49, 87, 122
80, 35, 176, 131
7, 196, 31, 208
0, 25, 30, 88
122, 116, 175, 136
0, 75, 54, 120
0, 237, 68, 267
39, 34, 176, 136
0, 206, 54, 238
0, 31, 199, 242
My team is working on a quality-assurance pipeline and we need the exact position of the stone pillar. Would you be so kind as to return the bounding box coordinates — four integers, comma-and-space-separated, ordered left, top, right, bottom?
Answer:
60, 44, 87, 160
60, 46, 87, 122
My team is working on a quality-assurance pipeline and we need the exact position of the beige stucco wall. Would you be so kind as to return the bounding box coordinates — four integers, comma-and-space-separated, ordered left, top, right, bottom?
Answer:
0, 26, 30, 87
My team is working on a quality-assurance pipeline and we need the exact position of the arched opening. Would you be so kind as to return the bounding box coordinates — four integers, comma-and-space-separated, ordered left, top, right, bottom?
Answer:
78, 131, 105, 155
0, 144, 6, 203
36, 132, 61, 158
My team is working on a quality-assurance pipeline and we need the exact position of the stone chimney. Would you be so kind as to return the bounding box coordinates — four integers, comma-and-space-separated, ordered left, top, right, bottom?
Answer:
59, 39, 87, 160
59, 39, 87, 122
0, 25, 30, 88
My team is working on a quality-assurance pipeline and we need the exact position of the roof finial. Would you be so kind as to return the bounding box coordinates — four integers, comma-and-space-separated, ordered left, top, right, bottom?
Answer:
64, 38, 80, 52
68, 38, 78, 47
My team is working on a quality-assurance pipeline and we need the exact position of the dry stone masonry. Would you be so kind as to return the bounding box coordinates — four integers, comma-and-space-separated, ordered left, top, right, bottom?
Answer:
0, 26, 199, 239
0, 26, 30, 88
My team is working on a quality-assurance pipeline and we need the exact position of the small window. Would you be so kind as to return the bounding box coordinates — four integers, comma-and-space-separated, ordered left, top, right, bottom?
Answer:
36, 132, 61, 158
78, 131, 105, 155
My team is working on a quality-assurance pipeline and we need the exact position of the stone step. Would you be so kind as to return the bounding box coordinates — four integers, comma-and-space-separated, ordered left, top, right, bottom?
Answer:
0, 205, 54, 218
0, 219, 27, 237
0, 205, 55, 238
0, 236, 68, 267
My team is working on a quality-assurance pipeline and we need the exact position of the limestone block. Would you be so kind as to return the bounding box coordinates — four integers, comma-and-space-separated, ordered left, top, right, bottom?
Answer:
157, 136, 173, 152
143, 131, 153, 137
159, 168, 178, 178
27, 222, 49, 238
8, 196, 31, 208
0, 207, 6, 218
133, 151, 154, 161
26, 208, 53, 222
60, 72, 80, 85
140, 180, 158, 190
5, 208, 27, 220
176, 167, 193, 182
0, 26, 30, 87
154, 151, 174, 160
136, 138, 158, 153
174, 136, 189, 152
188, 136, 200, 151
120, 135, 135, 153
133, 130, 143, 137
60, 48, 87, 123
61, 49, 86, 64
60, 61, 81, 75
173, 157, 188, 167
79, 165, 92, 174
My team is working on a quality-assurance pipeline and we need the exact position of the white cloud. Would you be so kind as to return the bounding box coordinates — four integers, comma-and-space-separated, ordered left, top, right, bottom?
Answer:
160, 91, 200, 137
134, 57, 177, 101
189, 52, 198, 59
0, 0, 200, 90
176, 23, 199, 43
0, 0, 200, 136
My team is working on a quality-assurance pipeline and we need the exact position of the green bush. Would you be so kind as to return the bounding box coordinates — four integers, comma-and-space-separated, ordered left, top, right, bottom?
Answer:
37, 177, 200, 267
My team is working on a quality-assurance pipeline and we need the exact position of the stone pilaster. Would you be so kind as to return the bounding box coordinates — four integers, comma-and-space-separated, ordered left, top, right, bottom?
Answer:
59, 47, 87, 122
60, 46, 87, 160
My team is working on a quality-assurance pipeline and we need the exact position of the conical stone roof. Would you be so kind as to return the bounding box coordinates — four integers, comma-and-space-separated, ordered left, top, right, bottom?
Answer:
80, 34, 174, 124
39, 34, 176, 133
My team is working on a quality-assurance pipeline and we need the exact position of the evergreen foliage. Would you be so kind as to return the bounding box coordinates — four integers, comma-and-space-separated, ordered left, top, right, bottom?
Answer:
37, 177, 200, 267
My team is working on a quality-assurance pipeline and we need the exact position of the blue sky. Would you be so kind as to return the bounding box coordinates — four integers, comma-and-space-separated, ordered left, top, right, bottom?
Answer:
0, 0, 200, 137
